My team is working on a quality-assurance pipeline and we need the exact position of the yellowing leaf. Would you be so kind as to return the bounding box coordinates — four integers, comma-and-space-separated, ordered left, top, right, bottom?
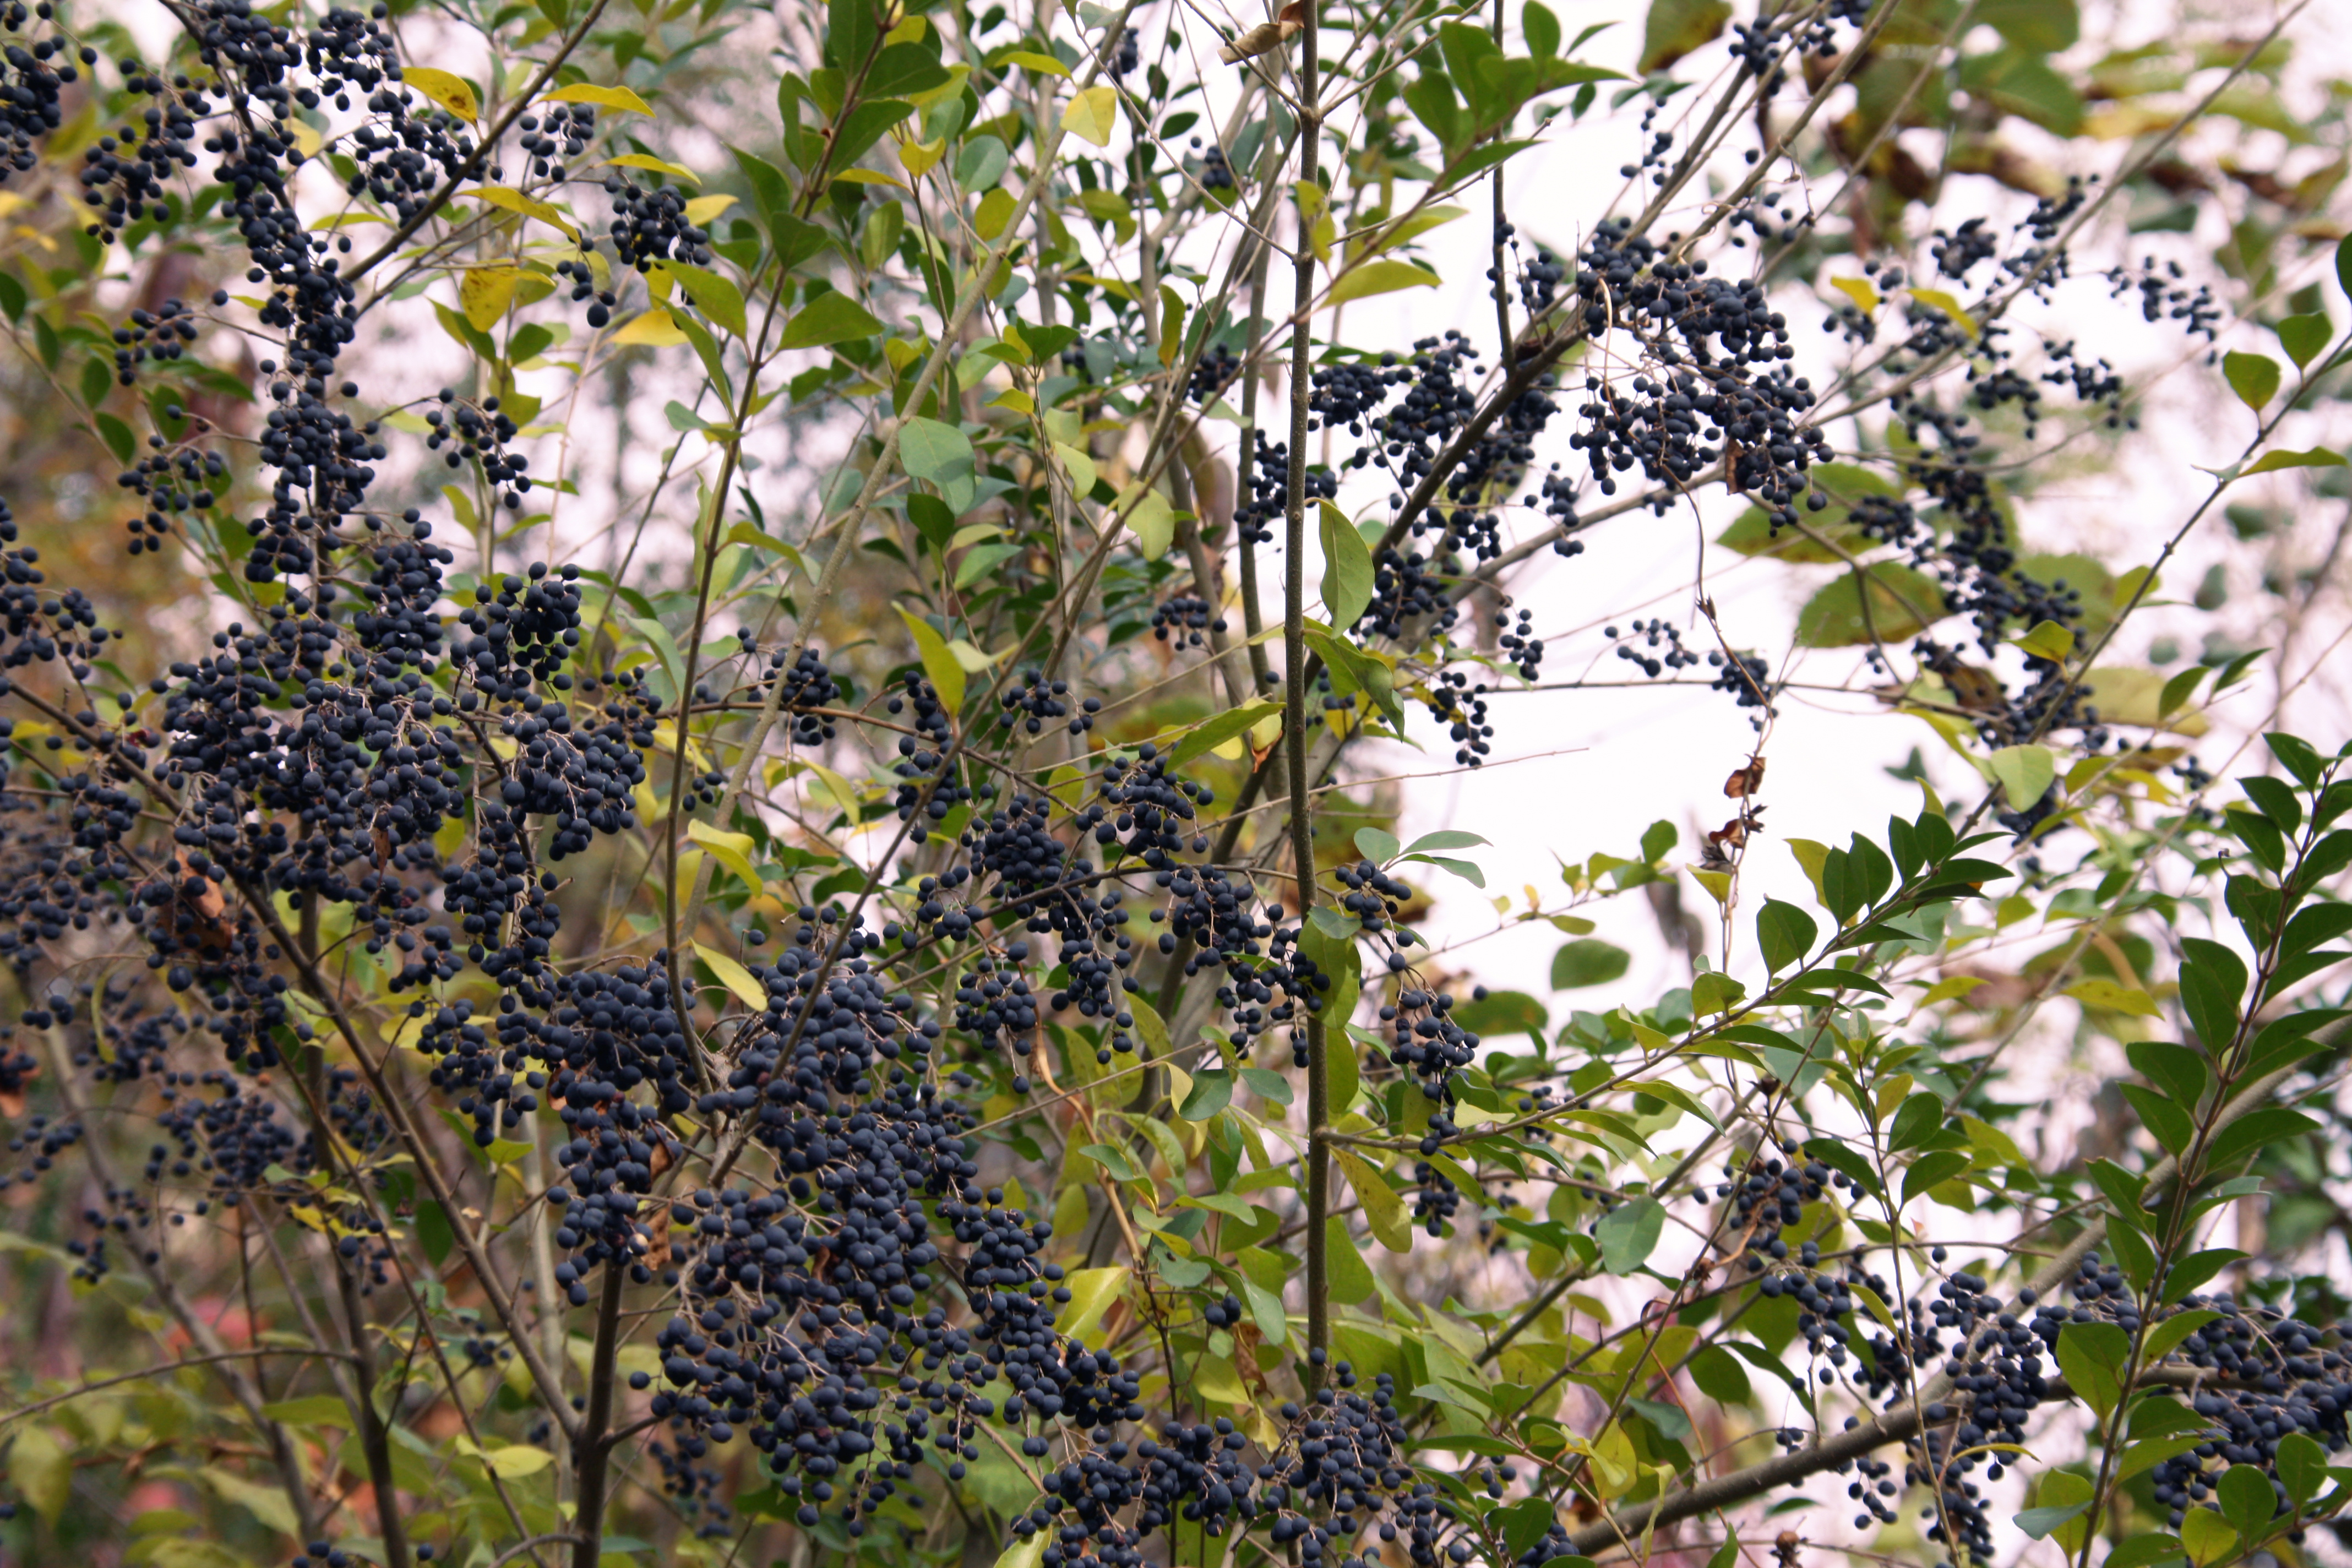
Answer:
1830, 275, 1879, 312
609, 307, 689, 346
1061, 85, 1119, 148
895, 606, 966, 712
1333, 1147, 1411, 1251
454, 1438, 555, 1478
1327, 259, 1441, 308
542, 82, 654, 115
2065, 978, 2162, 1018
9, 1424, 68, 1525
832, 168, 908, 190
606, 153, 698, 182
2242, 447, 2346, 475
1988, 743, 2057, 808
1057, 1265, 1126, 1344
1120, 483, 1175, 558
459, 267, 520, 332
682, 193, 738, 225
1052, 440, 1097, 500
975, 187, 1016, 240
463, 184, 577, 239
692, 940, 767, 1010
402, 67, 479, 122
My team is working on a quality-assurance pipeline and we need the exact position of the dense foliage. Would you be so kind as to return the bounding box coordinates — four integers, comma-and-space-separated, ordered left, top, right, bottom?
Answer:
0, 0, 2348, 1566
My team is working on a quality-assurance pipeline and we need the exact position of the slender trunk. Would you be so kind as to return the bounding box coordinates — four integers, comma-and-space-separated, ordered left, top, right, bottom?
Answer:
1280, 12, 1331, 1374
570, 1257, 629, 1568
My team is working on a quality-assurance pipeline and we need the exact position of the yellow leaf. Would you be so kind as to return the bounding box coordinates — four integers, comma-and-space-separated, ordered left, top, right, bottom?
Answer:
1829, 275, 1879, 312
609, 307, 689, 346
1326, 259, 1440, 308
833, 168, 908, 190
692, 940, 767, 1010
606, 152, 698, 183
682, 193, 737, 224
687, 818, 764, 892
1061, 85, 1119, 148
987, 387, 1035, 413
542, 82, 654, 116
453, 1438, 555, 1478
401, 67, 480, 123
288, 119, 323, 157
1908, 287, 1977, 337
463, 184, 578, 239
998, 48, 1071, 76
460, 267, 521, 332
900, 136, 947, 176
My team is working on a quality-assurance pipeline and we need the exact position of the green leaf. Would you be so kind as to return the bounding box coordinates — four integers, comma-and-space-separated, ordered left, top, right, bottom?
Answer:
1688, 1343, 1752, 1404
1639, 0, 1730, 72
260, 1394, 356, 1429
1179, 1070, 1234, 1120
661, 262, 748, 337
1326, 1217, 1378, 1303
2223, 350, 2280, 411
1164, 700, 1282, 771
2205, 1106, 2317, 1170
2017, 1504, 2091, 1541
2338, 233, 2352, 310
1355, 827, 1402, 863
1404, 853, 1485, 888
1976, 0, 2077, 51
1988, 744, 2057, 808
2276, 1431, 2327, 1505
1902, 1148, 1970, 1206
780, 291, 884, 350
2217, 1462, 2278, 1544
1756, 899, 1816, 973
898, 415, 973, 496
9, 1424, 70, 1525
1450, 989, 1547, 1042
416, 1197, 454, 1266
1318, 502, 1376, 629
1327, 259, 1442, 308
2277, 313, 2331, 369
1523, 0, 1561, 56
895, 606, 966, 712
2180, 1510, 2237, 1567
1594, 1196, 1663, 1273
2056, 1321, 2130, 1418
1551, 939, 1630, 989
2106, 1533, 2188, 1568
2241, 448, 2346, 475
1404, 830, 1489, 853
1794, 563, 1946, 646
